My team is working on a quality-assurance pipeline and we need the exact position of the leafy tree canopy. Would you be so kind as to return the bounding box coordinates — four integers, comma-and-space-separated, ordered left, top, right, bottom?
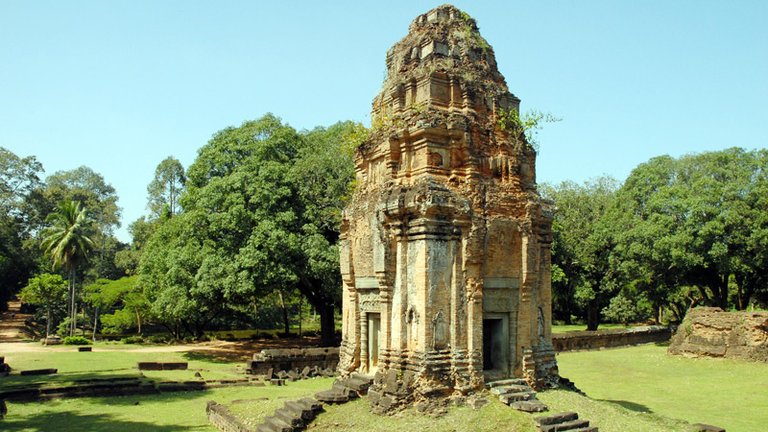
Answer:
140, 114, 364, 342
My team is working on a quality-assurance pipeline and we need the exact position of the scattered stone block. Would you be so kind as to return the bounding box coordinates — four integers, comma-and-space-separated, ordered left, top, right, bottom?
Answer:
535, 412, 579, 426
511, 400, 548, 413
691, 424, 726, 432
137, 362, 188, 371
20, 368, 57, 376
78, 346, 92, 352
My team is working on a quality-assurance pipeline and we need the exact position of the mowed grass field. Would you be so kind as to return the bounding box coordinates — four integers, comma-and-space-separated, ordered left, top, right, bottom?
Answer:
556, 344, 768, 432
2, 342, 765, 431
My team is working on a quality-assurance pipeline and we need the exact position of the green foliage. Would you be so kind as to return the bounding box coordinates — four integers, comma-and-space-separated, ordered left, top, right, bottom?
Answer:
41, 200, 95, 272
601, 295, 646, 325
147, 156, 185, 218
140, 115, 362, 342
608, 148, 768, 315
0, 147, 43, 308
120, 335, 144, 344
19, 273, 67, 308
497, 109, 561, 152
83, 276, 148, 335
41, 200, 95, 336
542, 177, 619, 329
62, 335, 91, 345
19, 273, 68, 335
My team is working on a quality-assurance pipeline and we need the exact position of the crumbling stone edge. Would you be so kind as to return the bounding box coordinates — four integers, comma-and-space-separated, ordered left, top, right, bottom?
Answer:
206, 400, 253, 432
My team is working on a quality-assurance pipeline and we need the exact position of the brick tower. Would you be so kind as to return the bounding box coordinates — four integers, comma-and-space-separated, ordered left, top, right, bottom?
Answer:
338, 4, 559, 411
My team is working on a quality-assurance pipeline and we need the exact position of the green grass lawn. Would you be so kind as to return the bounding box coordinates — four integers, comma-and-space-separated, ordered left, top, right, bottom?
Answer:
556, 344, 768, 432
1, 344, 245, 389
3, 380, 334, 432
5, 342, 765, 432
551, 323, 629, 333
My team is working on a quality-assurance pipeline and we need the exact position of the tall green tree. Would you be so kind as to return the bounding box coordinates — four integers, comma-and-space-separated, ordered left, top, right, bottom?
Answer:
147, 156, 185, 218
140, 115, 362, 343
36, 167, 122, 280
542, 177, 619, 330
41, 200, 94, 336
609, 148, 768, 318
0, 147, 43, 309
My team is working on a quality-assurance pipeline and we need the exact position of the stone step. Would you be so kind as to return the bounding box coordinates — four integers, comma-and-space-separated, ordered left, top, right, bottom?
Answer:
500, 391, 536, 404
486, 378, 528, 388
540, 419, 590, 432
569, 428, 598, 432
274, 407, 304, 428
536, 412, 579, 426
284, 401, 315, 421
510, 400, 548, 413
256, 424, 275, 432
297, 397, 323, 413
315, 389, 349, 403
265, 415, 295, 432
490, 384, 532, 395
332, 382, 358, 398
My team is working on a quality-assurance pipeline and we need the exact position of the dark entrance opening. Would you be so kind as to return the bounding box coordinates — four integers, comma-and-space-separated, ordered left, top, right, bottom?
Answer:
483, 318, 505, 371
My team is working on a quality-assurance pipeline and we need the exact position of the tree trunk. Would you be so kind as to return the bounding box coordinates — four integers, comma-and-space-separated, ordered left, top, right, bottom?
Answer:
318, 304, 335, 347
46, 309, 51, 337
92, 306, 99, 342
136, 310, 142, 335
277, 290, 290, 335
585, 300, 600, 331
69, 266, 77, 337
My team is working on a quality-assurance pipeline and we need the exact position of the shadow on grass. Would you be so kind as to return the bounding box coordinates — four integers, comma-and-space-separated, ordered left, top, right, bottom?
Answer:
2, 409, 194, 431
601, 399, 653, 413
2, 371, 141, 389
182, 350, 237, 364
84, 390, 212, 407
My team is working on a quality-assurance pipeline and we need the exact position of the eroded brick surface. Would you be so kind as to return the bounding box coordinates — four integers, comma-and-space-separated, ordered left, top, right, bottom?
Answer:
338, 5, 558, 412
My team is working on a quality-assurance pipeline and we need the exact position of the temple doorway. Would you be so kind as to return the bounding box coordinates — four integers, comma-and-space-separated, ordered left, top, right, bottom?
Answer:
483, 314, 509, 375
367, 313, 380, 372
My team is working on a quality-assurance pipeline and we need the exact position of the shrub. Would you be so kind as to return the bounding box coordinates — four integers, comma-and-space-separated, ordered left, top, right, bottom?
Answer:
146, 334, 169, 344
121, 335, 144, 344
62, 336, 91, 345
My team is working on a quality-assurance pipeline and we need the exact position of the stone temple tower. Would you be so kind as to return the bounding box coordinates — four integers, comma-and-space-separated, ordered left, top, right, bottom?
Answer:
338, 5, 558, 411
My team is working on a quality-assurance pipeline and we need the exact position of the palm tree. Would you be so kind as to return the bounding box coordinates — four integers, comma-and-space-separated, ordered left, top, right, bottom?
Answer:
41, 200, 94, 336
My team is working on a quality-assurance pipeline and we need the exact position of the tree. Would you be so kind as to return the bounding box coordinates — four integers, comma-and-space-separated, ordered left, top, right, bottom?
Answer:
541, 176, 619, 330
0, 147, 43, 309
147, 157, 185, 218
609, 148, 768, 318
37, 167, 121, 280
140, 115, 362, 343
84, 276, 148, 336
114, 217, 160, 276
19, 273, 67, 337
41, 200, 94, 336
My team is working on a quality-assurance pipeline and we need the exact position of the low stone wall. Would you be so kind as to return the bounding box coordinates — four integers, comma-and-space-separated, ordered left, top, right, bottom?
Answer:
0, 377, 264, 402
668, 307, 768, 362
246, 347, 339, 376
552, 325, 671, 352
206, 400, 253, 432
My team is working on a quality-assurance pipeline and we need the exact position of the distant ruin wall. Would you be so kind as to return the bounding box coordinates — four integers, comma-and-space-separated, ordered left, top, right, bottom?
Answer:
246, 347, 339, 375
552, 326, 671, 352
668, 307, 768, 362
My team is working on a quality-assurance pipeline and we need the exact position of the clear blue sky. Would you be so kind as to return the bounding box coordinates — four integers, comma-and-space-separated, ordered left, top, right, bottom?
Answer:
2, 1, 766, 242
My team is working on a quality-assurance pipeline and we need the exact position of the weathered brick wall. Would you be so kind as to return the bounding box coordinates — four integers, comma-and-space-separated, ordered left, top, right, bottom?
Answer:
552, 326, 671, 352
206, 401, 252, 432
669, 307, 768, 362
